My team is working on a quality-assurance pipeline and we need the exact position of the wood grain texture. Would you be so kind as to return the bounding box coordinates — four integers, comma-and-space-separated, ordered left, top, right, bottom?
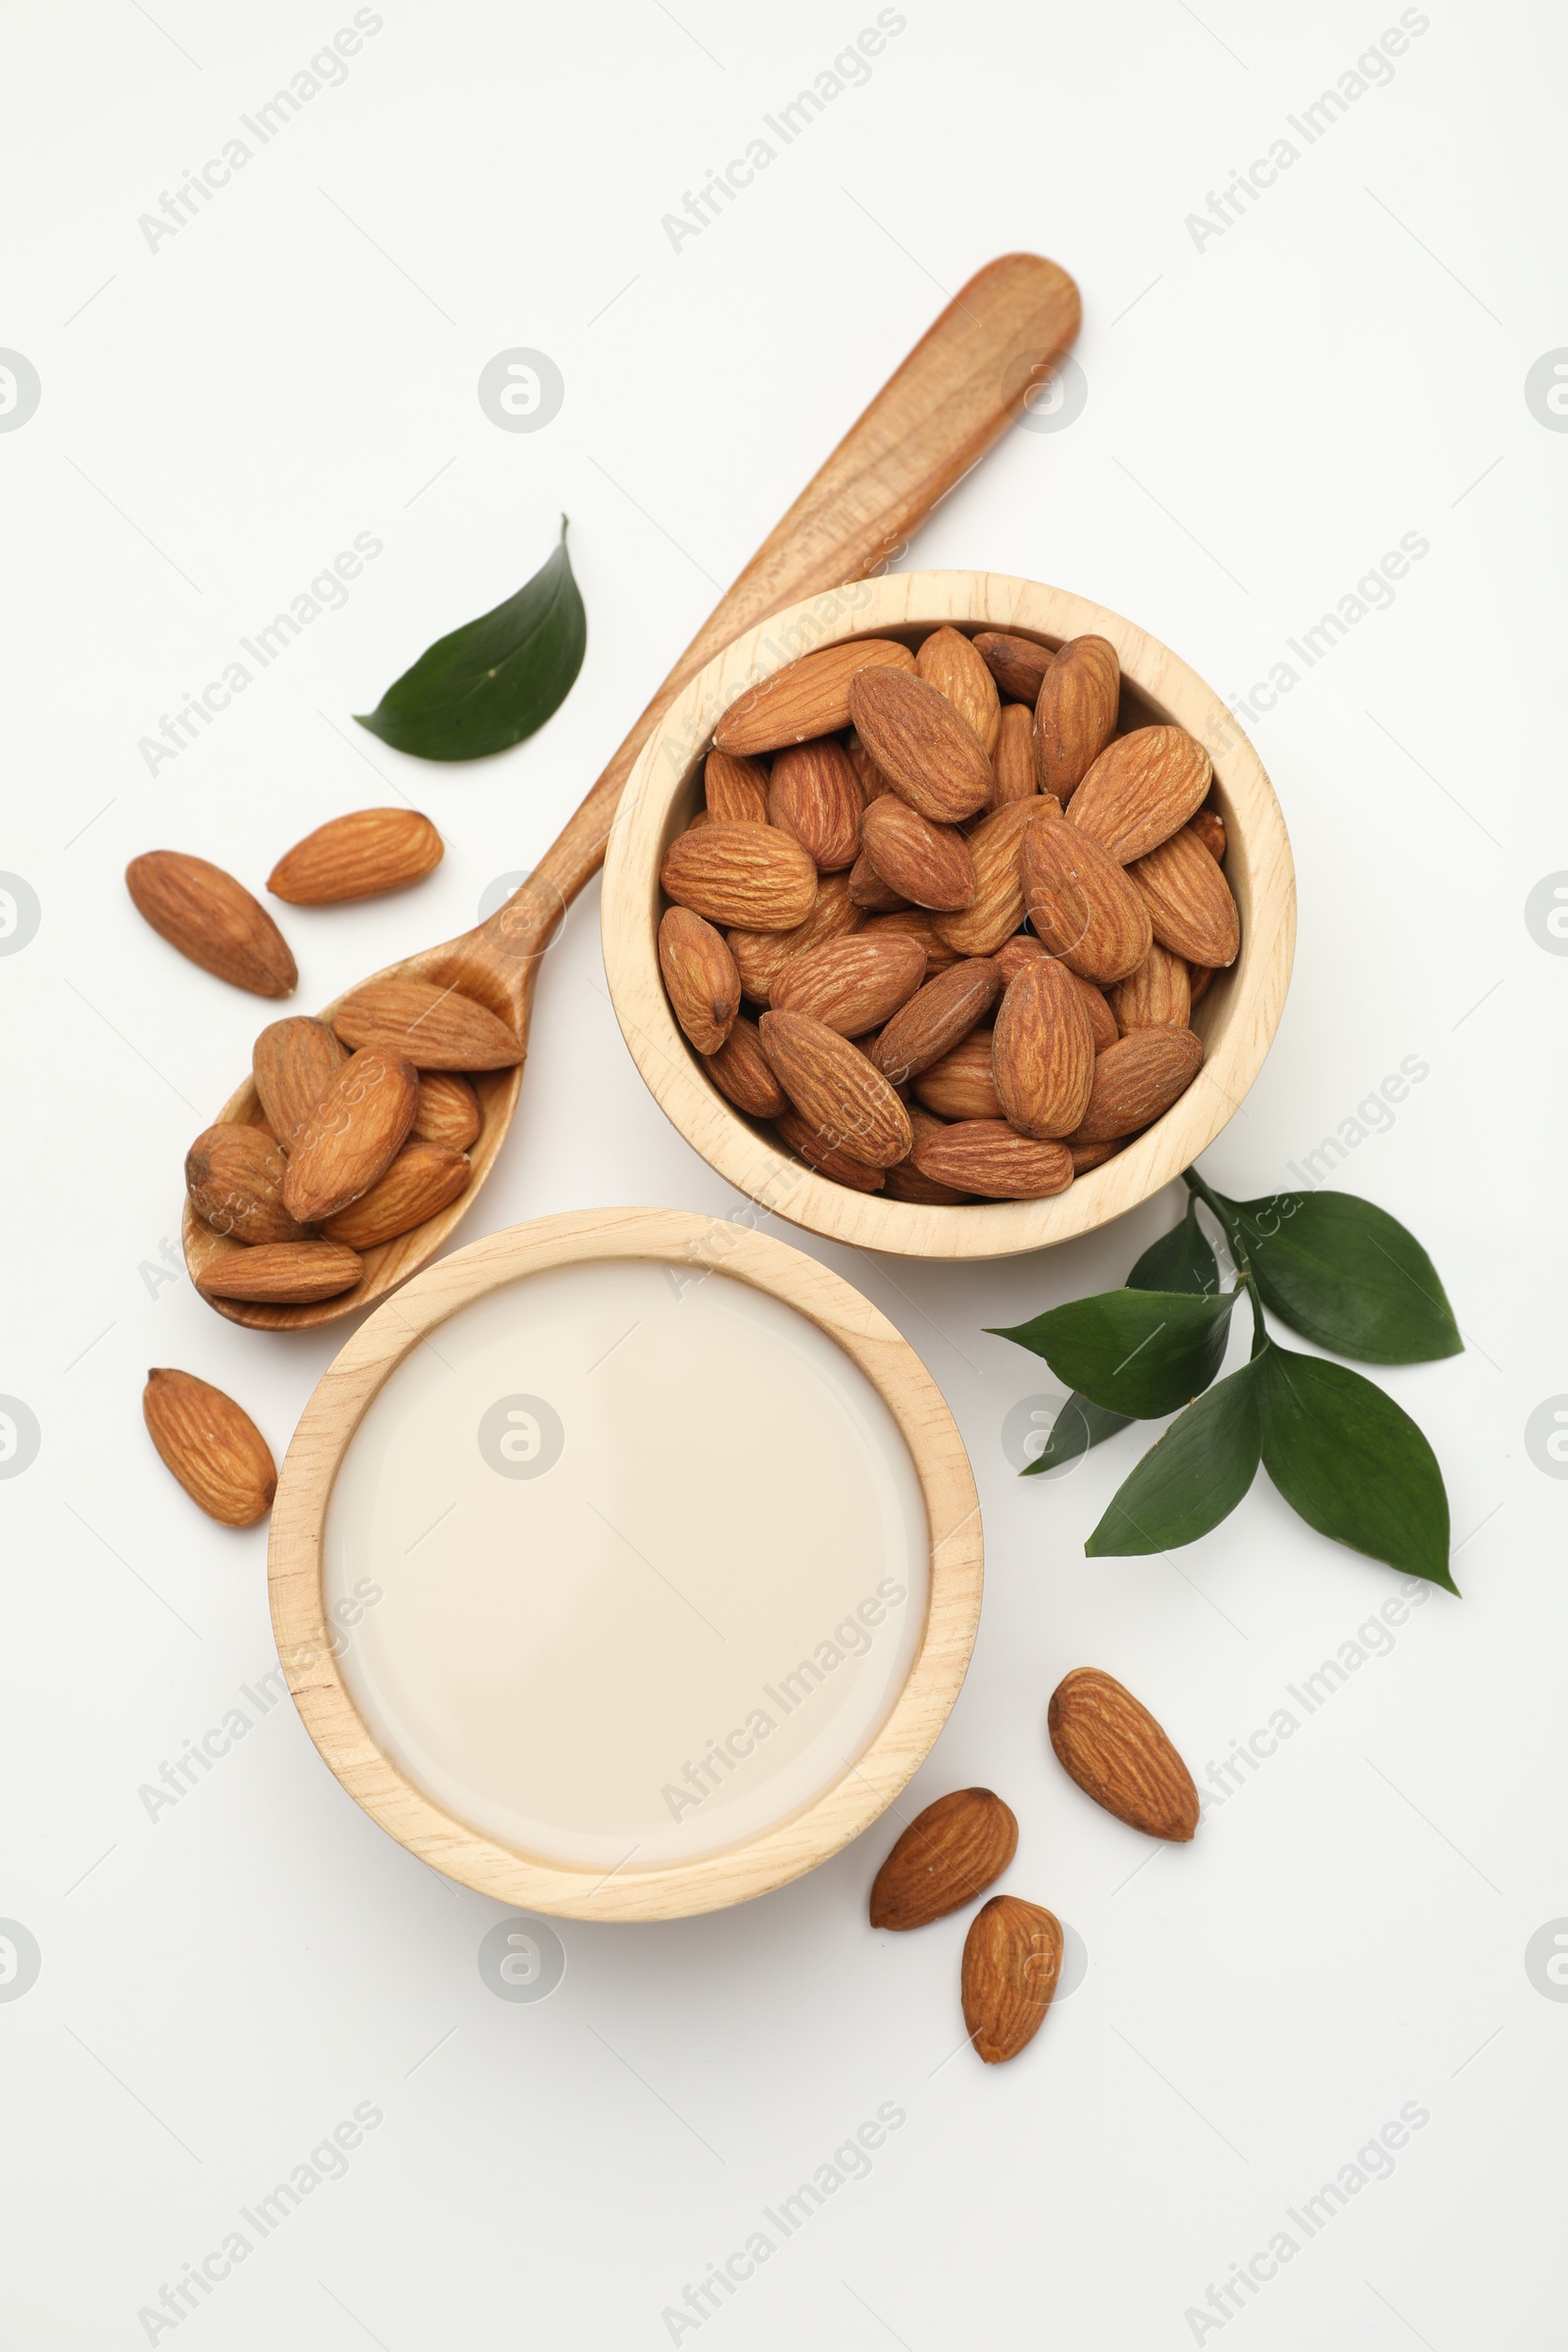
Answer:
602, 571, 1296, 1260
184, 254, 1080, 1328
268, 1209, 984, 1921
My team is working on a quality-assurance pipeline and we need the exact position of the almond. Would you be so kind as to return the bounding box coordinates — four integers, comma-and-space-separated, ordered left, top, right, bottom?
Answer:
728, 873, 858, 1004
911, 1120, 1073, 1200
184, 1123, 309, 1244
1048, 1666, 1199, 1841
1129, 828, 1241, 966
883, 1106, 975, 1203
195, 1240, 364, 1304
859, 797, 976, 912
1186, 807, 1227, 863
915, 626, 1002, 755
319, 1141, 470, 1248
869, 1788, 1018, 1930
774, 1109, 886, 1192
706, 1015, 788, 1118
770, 930, 926, 1036
993, 933, 1050, 986
962, 1895, 1063, 2064
1188, 961, 1216, 1007
912, 1029, 1003, 1120
1034, 634, 1119, 802
1108, 942, 1192, 1033
758, 1010, 912, 1168
704, 749, 770, 825
253, 1017, 347, 1152
125, 851, 296, 998
1071, 969, 1121, 1053
1070, 1136, 1126, 1172
846, 734, 896, 805
333, 979, 526, 1069
932, 798, 1054, 956
713, 638, 916, 755
766, 739, 863, 871
992, 702, 1039, 806
281, 1046, 418, 1222
659, 907, 740, 1054
268, 808, 443, 904
143, 1368, 275, 1527
1020, 815, 1152, 984
862, 908, 959, 974
973, 630, 1055, 705
1073, 1025, 1203, 1142
1066, 726, 1212, 864
849, 667, 995, 824
871, 957, 1002, 1084
989, 934, 1118, 1055
661, 821, 817, 932
847, 854, 909, 912
992, 959, 1096, 1139
411, 1070, 481, 1151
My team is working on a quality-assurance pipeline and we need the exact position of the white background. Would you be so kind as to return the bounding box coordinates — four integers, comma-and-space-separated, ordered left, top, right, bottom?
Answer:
3, 2, 1564, 2345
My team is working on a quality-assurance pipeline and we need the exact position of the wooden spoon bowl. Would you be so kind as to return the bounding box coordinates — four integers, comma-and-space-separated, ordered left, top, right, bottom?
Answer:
183, 252, 1084, 1329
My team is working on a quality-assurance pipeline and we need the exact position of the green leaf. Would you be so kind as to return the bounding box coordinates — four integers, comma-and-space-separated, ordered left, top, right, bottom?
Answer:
1024, 1200, 1220, 1474
1086, 1361, 1262, 1553
989, 1287, 1240, 1418
1207, 1187, 1461, 1365
355, 517, 586, 761
1254, 1343, 1456, 1591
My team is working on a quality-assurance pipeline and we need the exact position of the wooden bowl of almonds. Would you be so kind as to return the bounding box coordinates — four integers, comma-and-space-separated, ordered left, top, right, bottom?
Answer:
602, 571, 1295, 1258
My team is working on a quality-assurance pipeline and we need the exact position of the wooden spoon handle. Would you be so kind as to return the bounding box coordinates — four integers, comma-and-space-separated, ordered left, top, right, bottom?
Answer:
515, 252, 1080, 921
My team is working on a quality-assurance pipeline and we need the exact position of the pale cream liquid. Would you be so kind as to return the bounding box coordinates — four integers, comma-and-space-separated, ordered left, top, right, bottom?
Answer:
323, 1258, 930, 1868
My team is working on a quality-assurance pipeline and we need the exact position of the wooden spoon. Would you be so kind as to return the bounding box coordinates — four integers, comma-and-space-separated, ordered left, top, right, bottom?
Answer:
184, 252, 1081, 1328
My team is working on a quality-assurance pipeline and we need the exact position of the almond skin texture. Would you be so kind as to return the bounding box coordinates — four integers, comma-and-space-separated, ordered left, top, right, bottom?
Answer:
411, 1070, 481, 1151
1109, 942, 1192, 1034
767, 739, 863, 871
1071, 969, 1121, 1053
706, 1015, 788, 1119
872, 957, 1002, 1084
932, 798, 1055, 956
992, 959, 1096, 1139
704, 749, 770, 825
862, 908, 959, 974
1070, 1136, 1126, 1173
758, 1010, 912, 1168
1187, 808, 1227, 863
252, 1017, 348, 1152
973, 630, 1054, 705
849, 667, 995, 824
847, 854, 909, 912
846, 735, 896, 805
1020, 815, 1152, 984
185, 1123, 309, 1244
661, 821, 818, 932
774, 1109, 885, 1192
883, 1106, 974, 1204
912, 1029, 1003, 1120
728, 873, 858, 1004
962, 1896, 1063, 2064
126, 851, 296, 998
268, 808, 443, 904
659, 906, 740, 1054
1034, 635, 1119, 803
143, 1368, 275, 1527
1188, 961, 1216, 1007
713, 639, 915, 755
1048, 1667, 1200, 1841
1066, 726, 1212, 864
1130, 828, 1241, 966
333, 979, 525, 1070
859, 797, 977, 913
1074, 1025, 1203, 1143
915, 626, 1002, 755
991, 701, 1039, 806
993, 933, 1050, 986
770, 931, 926, 1036
869, 1788, 1018, 1930
281, 1047, 418, 1222
319, 1141, 470, 1248
912, 1120, 1073, 1200
195, 1241, 364, 1304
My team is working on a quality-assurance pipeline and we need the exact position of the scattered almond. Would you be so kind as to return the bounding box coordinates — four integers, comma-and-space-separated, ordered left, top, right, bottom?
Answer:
862, 907, 959, 974
706, 1015, 788, 1118
973, 630, 1054, 704
932, 798, 1054, 956
849, 666, 995, 824
916, 626, 1002, 754
268, 808, 443, 904
1034, 635, 1119, 802
911, 1029, 1003, 1120
774, 1109, 886, 1191
411, 1070, 481, 1151
912, 1119, 1073, 1200
195, 1240, 364, 1304
758, 1010, 913, 1168
184, 1123, 308, 1244
1073, 1025, 1204, 1143
252, 1017, 347, 1152
871, 957, 1002, 1084
1130, 828, 1241, 966
870, 1788, 1018, 1930
1187, 807, 1226, 862
859, 797, 977, 912
728, 874, 860, 1004
319, 1141, 471, 1248
767, 739, 864, 871
770, 931, 926, 1037
1048, 1667, 1199, 1840
1066, 726, 1212, 864
1108, 943, 1192, 1034
713, 638, 916, 755
659, 907, 741, 1054
883, 1105, 974, 1203
281, 1046, 418, 1222
962, 1895, 1063, 2063
991, 959, 1096, 1139
847, 853, 909, 912
126, 851, 297, 998
991, 702, 1039, 806
333, 978, 526, 1069
1019, 815, 1152, 984
143, 1368, 275, 1527
704, 749, 770, 825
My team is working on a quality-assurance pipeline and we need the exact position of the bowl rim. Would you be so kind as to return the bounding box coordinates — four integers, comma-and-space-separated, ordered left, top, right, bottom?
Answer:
601, 569, 1296, 1258
268, 1205, 983, 1921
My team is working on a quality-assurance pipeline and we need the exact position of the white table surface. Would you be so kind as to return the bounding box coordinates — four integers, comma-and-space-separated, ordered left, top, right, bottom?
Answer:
4, 2, 1562, 2344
